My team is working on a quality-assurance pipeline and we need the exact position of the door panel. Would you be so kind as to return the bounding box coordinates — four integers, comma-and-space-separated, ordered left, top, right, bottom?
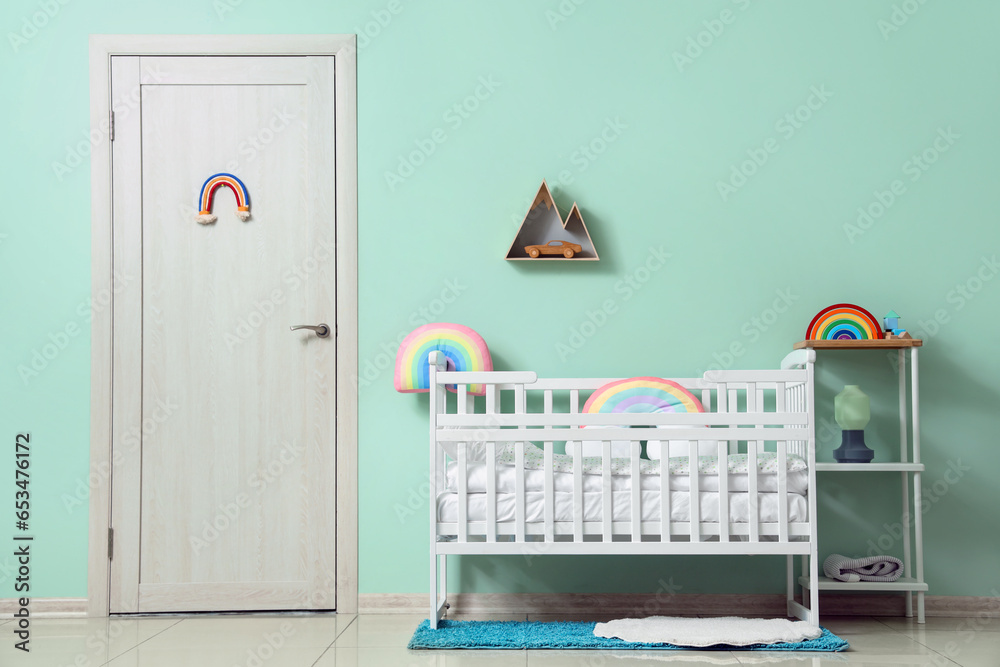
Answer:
110, 55, 336, 612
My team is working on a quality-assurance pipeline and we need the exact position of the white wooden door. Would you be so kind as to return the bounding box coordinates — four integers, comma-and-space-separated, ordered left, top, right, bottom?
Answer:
109, 55, 337, 612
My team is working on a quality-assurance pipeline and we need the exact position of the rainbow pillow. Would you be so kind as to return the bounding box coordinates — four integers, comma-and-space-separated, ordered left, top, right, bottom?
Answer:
394, 323, 492, 396
583, 377, 705, 416
582, 377, 708, 460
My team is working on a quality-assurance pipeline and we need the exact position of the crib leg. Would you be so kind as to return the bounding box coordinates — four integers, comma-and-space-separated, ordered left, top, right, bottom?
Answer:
785, 555, 794, 618
441, 554, 448, 617
809, 551, 820, 625
430, 550, 438, 629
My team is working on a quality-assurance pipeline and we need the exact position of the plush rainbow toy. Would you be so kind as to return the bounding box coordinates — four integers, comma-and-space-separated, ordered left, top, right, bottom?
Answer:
394, 323, 492, 396
805, 303, 884, 341
195, 173, 251, 224
582, 377, 705, 418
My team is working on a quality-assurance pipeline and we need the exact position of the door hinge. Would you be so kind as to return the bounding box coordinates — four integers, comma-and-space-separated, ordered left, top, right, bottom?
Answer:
110, 110, 115, 142
108, 527, 114, 560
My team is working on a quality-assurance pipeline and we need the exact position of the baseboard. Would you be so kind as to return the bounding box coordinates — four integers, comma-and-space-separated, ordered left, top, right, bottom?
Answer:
0, 597, 88, 617
359, 593, 1000, 618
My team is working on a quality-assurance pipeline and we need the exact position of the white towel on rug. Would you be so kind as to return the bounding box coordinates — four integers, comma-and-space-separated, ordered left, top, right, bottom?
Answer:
593, 616, 822, 647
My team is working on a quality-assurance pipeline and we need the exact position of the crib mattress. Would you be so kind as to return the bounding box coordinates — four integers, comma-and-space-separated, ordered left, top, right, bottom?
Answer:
437, 489, 808, 524
445, 461, 809, 495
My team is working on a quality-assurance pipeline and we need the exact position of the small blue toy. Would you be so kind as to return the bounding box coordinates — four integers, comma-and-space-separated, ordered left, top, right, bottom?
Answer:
883, 310, 910, 339
883, 310, 900, 333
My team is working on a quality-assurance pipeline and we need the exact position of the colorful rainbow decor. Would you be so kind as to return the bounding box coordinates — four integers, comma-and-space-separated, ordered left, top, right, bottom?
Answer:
805, 304, 884, 341
195, 173, 251, 224
394, 323, 492, 396
582, 377, 706, 418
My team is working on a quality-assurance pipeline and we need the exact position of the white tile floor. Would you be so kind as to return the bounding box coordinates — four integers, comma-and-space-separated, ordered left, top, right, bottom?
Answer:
1, 613, 995, 666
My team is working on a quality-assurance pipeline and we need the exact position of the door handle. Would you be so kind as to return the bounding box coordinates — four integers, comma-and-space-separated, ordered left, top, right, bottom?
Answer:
290, 323, 331, 338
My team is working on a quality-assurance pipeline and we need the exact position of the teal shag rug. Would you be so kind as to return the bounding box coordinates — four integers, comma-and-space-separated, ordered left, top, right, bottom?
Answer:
408, 619, 849, 651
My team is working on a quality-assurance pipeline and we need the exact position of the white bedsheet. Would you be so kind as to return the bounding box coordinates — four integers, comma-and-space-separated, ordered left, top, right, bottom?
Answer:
445, 461, 809, 495
437, 489, 808, 524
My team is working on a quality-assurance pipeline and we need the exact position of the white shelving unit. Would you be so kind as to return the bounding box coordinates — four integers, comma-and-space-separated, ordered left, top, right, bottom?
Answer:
793, 339, 927, 623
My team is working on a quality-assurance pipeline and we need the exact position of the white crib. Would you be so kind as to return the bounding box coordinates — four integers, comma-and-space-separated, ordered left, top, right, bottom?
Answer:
427, 349, 819, 628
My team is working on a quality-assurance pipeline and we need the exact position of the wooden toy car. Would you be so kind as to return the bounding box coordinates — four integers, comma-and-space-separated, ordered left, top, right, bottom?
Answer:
524, 240, 583, 258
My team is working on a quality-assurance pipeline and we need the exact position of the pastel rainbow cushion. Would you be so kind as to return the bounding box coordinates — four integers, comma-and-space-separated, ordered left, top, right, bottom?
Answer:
394, 323, 492, 395
805, 303, 884, 341
583, 377, 706, 417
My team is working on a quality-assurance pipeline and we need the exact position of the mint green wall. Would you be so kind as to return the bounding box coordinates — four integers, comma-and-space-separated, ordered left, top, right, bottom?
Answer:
2, 0, 998, 600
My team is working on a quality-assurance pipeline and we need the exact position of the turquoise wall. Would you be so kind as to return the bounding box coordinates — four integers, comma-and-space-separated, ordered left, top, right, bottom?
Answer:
2, 0, 998, 600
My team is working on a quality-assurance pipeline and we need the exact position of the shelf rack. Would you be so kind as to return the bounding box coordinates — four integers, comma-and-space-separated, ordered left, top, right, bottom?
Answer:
793, 339, 927, 623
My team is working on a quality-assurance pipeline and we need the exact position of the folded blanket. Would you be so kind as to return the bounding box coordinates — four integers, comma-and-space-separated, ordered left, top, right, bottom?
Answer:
824, 553, 904, 582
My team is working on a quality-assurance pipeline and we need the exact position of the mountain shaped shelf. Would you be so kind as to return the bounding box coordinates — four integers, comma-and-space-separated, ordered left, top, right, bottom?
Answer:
505, 180, 599, 261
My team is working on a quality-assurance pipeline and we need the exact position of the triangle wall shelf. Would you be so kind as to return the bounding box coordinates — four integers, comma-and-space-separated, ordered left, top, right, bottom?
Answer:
505, 180, 599, 261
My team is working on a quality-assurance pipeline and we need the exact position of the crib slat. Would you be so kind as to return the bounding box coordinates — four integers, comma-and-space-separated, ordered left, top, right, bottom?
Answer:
514, 385, 526, 543
748, 441, 759, 543
728, 388, 738, 454
485, 384, 498, 545
602, 440, 612, 542
573, 441, 583, 542
486, 441, 496, 543
630, 440, 641, 542
515, 444, 525, 543
660, 453, 670, 542
544, 391, 554, 542
778, 441, 789, 543
701, 388, 712, 412
718, 440, 729, 542
689, 446, 700, 542
570, 392, 585, 536
457, 442, 468, 543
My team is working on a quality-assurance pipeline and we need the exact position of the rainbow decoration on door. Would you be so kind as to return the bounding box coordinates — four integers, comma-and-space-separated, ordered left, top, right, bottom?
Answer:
195, 173, 251, 224
394, 323, 493, 396
582, 377, 705, 417
805, 303, 884, 341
